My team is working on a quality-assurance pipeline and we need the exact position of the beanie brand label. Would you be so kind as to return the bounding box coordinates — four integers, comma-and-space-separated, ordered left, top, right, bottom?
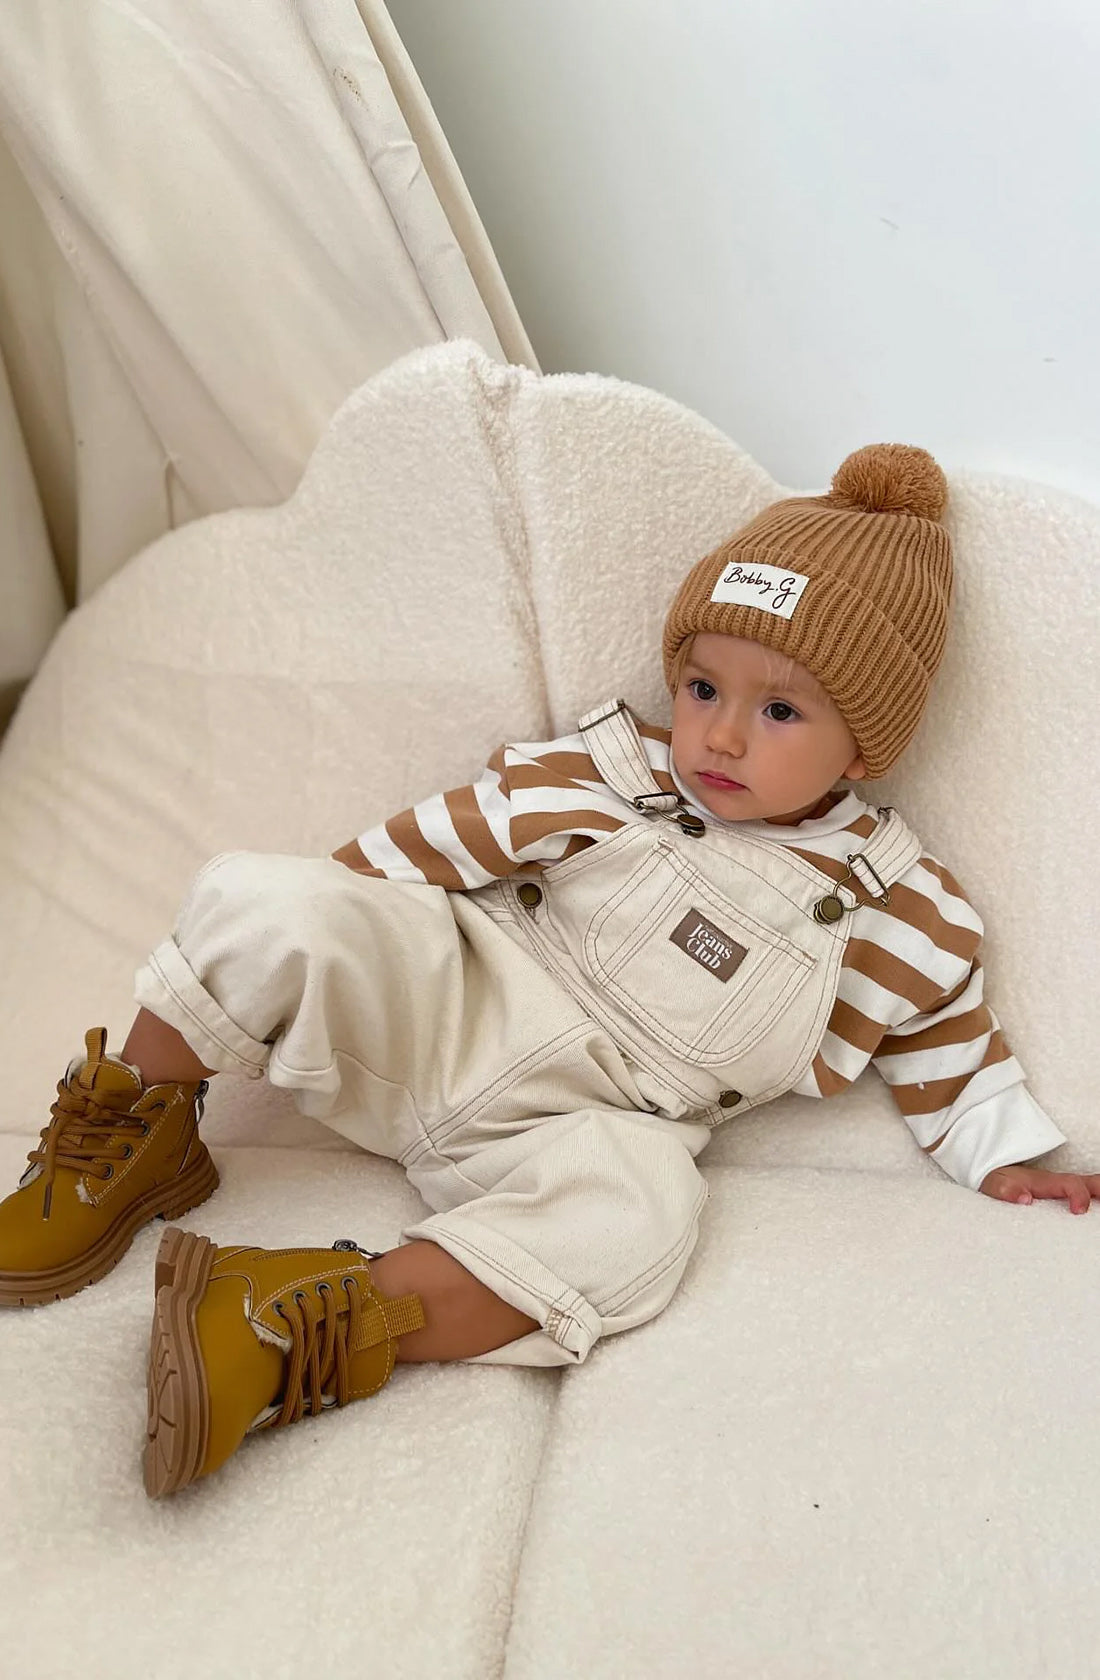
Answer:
710, 561, 811, 619
669, 910, 749, 982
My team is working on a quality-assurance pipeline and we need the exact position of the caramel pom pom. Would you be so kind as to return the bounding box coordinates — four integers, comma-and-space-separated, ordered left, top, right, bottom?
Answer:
828, 443, 947, 520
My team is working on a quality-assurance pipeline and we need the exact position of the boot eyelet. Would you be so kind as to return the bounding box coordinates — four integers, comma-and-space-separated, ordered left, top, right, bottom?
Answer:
274, 1301, 286, 1318
101, 1165, 113, 1180
138, 1122, 150, 1136
293, 1290, 307, 1307
121, 1144, 133, 1159
341, 1276, 355, 1292
317, 1281, 332, 1297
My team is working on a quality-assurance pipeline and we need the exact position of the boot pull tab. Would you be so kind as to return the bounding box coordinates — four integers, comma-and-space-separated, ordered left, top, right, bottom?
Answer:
77, 1027, 109, 1089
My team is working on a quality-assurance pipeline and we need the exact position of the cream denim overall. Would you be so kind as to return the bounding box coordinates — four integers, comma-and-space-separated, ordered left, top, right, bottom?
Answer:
484, 699, 924, 1125
137, 699, 922, 1368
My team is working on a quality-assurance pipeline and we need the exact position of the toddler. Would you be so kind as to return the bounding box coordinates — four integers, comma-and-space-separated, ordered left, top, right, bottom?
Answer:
2, 442, 1094, 1500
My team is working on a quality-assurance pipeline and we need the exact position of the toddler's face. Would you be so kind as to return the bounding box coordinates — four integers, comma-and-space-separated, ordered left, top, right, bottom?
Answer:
670, 633, 866, 826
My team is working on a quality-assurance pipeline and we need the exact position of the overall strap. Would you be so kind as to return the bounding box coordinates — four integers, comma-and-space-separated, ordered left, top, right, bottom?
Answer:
577, 698, 677, 810
818, 807, 924, 920
849, 807, 924, 893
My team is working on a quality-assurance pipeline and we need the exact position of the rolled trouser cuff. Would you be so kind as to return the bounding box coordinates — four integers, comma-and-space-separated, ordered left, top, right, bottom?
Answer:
400, 1213, 605, 1367
134, 938, 270, 1079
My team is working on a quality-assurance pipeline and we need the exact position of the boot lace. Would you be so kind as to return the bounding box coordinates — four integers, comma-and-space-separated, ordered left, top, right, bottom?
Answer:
272, 1278, 366, 1426
27, 1080, 160, 1208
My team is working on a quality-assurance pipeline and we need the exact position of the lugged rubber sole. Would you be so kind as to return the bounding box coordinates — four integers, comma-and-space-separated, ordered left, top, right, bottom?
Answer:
143, 1227, 216, 1499
0, 1145, 220, 1308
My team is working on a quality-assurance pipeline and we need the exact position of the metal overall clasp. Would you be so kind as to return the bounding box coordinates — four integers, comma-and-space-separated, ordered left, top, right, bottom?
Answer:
631, 791, 706, 838
812, 850, 892, 924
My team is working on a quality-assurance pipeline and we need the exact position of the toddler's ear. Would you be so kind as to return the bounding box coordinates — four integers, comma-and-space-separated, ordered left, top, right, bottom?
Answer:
844, 753, 867, 782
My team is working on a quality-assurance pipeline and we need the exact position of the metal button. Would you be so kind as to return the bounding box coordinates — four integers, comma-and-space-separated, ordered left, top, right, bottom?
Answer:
812, 895, 845, 924
517, 882, 543, 909
718, 1090, 742, 1109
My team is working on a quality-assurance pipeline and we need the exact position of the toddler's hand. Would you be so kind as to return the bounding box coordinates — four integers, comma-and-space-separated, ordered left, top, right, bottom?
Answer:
979, 1164, 1100, 1214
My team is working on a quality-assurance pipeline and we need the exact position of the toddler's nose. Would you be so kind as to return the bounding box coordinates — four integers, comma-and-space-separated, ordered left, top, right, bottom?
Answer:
705, 715, 747, 758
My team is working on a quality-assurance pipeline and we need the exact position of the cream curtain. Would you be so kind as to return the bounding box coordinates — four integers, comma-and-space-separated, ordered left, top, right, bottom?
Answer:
0, 0, 537, 730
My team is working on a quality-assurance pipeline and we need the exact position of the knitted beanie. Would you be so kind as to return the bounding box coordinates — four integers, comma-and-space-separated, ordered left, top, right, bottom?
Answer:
661, 443, 953, 778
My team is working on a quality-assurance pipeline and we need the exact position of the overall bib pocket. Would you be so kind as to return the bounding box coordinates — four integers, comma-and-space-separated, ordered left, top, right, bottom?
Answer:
580, 839, 818, 1065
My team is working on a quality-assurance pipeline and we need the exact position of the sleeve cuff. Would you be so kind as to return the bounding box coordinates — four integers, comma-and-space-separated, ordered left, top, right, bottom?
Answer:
929, 1085, 1068, 1192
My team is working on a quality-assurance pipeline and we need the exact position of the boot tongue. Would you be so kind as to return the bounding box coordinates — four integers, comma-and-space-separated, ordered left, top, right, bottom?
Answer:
74, 1028, 144, 1098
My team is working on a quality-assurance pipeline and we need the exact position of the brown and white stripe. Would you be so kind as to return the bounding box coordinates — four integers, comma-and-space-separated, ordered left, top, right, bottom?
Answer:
335, 718, 1064, 1191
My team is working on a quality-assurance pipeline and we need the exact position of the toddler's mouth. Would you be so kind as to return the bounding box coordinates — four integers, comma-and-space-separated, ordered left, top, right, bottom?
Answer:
697, 771, 747, 792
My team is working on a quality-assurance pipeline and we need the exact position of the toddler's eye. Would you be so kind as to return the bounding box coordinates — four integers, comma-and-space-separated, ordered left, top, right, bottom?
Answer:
688, 679, 716, 702
764, 702, 799, 723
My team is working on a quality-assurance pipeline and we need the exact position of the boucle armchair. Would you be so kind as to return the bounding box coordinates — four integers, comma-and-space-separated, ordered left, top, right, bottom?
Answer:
2, 341, 1098, 1680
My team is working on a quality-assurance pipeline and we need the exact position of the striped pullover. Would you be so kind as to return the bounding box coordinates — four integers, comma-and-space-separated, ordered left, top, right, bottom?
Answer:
333, 717, 1066, 1193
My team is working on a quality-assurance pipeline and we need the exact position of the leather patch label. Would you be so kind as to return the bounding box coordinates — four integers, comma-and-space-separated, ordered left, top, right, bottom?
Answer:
669, 910, 748, 981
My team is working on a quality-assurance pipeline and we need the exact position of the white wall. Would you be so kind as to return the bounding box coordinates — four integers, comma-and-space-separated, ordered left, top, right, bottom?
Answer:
387, 0, 1100, 500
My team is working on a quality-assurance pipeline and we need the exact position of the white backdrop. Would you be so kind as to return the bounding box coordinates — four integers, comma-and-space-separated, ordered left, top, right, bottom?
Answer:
387, 0, 1100, 503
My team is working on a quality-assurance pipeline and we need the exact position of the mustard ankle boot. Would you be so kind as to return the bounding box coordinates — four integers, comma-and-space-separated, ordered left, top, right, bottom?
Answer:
143, 1228, 427, 1497
0, 1028, 218, 1307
